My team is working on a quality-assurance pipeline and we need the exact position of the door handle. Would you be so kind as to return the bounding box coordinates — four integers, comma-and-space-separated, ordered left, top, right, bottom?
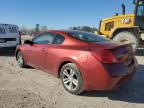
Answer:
41, 48, 47, 52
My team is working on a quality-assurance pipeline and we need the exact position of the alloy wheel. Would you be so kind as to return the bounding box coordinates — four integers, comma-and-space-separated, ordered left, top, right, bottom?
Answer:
17, 52, 24, 67
62, 68, 79, 91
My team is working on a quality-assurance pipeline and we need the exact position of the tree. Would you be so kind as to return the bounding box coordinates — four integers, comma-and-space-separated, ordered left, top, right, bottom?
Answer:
20, 25, 35, 36
20, 25, 28, 35
35, 24, 40, 34
41, 25, 47, 31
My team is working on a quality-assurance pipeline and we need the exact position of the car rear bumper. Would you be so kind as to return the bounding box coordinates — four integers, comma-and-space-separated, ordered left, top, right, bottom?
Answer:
81, 57, 138, 91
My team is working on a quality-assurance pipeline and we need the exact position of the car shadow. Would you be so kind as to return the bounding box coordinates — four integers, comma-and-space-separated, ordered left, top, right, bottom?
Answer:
0, 49, 15, 57
80, 65, 144, 104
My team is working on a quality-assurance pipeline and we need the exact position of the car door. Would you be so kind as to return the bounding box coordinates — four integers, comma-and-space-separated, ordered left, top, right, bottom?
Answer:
28, 32, 55, 70
43, 34, 65, 74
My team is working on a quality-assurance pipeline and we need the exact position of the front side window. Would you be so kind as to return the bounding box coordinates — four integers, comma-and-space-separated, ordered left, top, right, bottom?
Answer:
33, 33, 55, 44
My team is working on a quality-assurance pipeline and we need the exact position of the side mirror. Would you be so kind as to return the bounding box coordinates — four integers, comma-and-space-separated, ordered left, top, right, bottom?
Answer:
24, 40, 33, 45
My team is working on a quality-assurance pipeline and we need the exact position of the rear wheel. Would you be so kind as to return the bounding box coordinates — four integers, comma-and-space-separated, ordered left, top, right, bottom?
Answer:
16, 51, 26, 68
60, 63, 84, 95
112, 31, 139, 52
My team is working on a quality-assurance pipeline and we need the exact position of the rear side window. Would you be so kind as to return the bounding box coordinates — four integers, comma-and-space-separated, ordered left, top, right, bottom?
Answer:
53, 34, 65, 44
68, 31, 110, 42
0, 27, 6, 34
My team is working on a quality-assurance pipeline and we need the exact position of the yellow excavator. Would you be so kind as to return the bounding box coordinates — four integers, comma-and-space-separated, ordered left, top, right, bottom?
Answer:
98, 0, 144, 51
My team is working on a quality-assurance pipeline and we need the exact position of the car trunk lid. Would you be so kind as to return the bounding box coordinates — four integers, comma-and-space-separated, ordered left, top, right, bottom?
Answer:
90, 41, 134, 65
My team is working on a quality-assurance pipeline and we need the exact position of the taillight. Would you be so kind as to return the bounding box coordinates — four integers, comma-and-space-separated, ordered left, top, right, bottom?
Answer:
92, 50, 119, 64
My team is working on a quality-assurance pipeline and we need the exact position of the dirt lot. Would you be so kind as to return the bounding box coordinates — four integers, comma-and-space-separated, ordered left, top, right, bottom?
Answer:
0, 46, 144, 108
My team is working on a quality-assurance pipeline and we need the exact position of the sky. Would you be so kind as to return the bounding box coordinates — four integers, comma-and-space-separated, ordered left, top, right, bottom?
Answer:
0, 0, 135, 29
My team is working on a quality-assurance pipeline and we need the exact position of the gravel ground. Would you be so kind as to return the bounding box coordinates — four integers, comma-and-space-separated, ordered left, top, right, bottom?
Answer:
0, 48, 144, 108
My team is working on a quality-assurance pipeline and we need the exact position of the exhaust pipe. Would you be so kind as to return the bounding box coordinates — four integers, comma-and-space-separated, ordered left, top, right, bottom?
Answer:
122, 3, 126, 15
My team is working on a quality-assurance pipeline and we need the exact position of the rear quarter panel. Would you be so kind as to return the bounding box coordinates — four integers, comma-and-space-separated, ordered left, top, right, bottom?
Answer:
44, 44, 90, 76
44, 44, 92, 90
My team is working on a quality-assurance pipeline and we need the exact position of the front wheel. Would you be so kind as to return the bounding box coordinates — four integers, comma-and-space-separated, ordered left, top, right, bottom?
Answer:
112, 31, 139, 52
60, 63, 84, 95
16, 51, 26, 68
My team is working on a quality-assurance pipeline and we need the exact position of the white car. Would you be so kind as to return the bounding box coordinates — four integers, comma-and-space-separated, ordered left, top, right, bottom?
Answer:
0, 24, 21, 50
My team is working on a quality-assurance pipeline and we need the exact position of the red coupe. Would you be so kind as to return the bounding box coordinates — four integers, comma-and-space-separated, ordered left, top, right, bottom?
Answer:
16, 30, 138, 94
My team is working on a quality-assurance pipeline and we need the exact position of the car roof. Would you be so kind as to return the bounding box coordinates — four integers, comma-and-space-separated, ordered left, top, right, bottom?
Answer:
45, 30, 89, 34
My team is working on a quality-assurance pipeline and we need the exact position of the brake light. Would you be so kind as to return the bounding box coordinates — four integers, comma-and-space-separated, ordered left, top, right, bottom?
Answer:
92, 50, 119, 64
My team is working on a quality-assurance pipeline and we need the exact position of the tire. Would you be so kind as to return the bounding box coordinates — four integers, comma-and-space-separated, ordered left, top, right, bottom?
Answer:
60, 63, 84, 95
112, 31, 139, 52
16, 51, 26, 68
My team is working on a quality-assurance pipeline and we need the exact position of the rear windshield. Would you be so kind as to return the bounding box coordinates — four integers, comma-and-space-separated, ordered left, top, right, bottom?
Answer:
68, 31, 110, 42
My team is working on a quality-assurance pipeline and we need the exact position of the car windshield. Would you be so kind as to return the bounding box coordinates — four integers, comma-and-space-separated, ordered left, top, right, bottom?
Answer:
67, 31, 110, 42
